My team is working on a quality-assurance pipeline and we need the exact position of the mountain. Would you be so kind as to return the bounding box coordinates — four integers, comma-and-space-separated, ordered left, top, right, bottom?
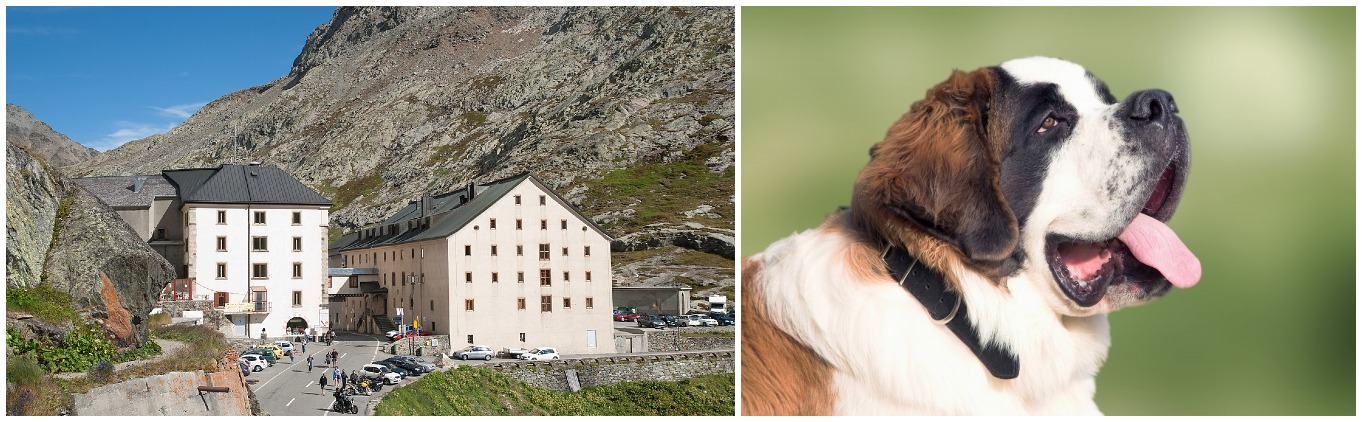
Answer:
7, 103, 100, 169
71, 6, 735, 299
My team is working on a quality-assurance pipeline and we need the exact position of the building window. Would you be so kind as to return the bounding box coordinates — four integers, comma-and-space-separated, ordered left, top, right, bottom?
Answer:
514, 195, 521, 205
155, 228, 166, 240
252, 291, 268, 312
252, 236, 268, 251
539, 269, 551, 286
540, 219, 547, 230
585, 297, 594, 309
491, 245, 498, 256
538, 244, 550, 260
185, 212, 189, 227
465, 299, 475, 312
467, 335, 474, 344
349, 277, 358, 289
563, 297, 571, 309
516, 245, 523, 256
517, 272, 524, 283
516, 219, 522, 230
293, 237, 303, 252
586, 271, 592, 282
216, 236, 227, 252
254, 211, 266, 224
519, 333, 526, 343
539, 195, 546, 205
563, 271, 570, 282
401, 272, 407, 286
214, 292, 229, 308
465, 245, 471, 256
562, 247, 568, 256
292, 212, 302, 225
540, 295, 552, 312
585, 246, 591, 256
492, 272, 499, 283
217, 210, 226, 224
430, 300, 434, 311
216, 263, 227, 279
561, 219, 567, 230
292, 290, 303, 307
466, 272, 473, 283
517, 298, 526, 310
252, 263, 268, 278
293, 263, 303, 278
490, 218, 496, 229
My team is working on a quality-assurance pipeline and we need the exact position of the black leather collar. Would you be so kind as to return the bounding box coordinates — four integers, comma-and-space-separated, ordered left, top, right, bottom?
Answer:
882, 245, 1020, 379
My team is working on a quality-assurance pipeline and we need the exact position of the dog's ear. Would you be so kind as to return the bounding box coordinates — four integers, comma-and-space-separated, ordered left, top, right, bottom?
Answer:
853, 68, 1018, 270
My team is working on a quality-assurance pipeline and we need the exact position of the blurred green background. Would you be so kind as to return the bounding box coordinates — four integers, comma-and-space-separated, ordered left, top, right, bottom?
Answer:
741, 7, 1354, 416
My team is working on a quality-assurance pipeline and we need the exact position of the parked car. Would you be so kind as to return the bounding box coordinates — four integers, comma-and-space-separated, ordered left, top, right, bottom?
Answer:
454, 345, 496, 360
384, 324, 416, 339
518, 347, 560, 361
272, 340, 296, 356
242, 348, 277, 366
239, 354, 267, 372
680, 314, 703, 327
637, 315, 668, 329
393, 330, 433, 340
380, 357, 427, 375
613, 313, 639, 322
370, 361, 412, 378
709, 313, 734, 326
254, 344, 285, 359
387, 355, 437, 373
361, 363, 402, 385
658, 314, 682, 327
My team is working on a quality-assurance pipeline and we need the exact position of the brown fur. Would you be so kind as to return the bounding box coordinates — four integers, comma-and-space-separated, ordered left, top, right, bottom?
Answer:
740, 258, 835, 415
851, 67, 1020, 283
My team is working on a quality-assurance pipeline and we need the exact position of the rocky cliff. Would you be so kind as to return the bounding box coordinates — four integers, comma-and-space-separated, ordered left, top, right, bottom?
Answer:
72, 6, 734, 298
7, 103, 100, 169
7, 141, 176, 348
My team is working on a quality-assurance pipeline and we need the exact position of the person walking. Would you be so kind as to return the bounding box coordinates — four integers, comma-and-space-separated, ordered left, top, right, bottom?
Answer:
307, 355, 314, 372
319, 374, 328, 392
290, 352, 295, 364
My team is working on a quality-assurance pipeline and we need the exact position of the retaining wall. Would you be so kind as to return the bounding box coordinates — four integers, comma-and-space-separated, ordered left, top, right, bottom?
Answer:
72, 352, 251, 416
643, 330, 735, 352
487, 351, 734, 392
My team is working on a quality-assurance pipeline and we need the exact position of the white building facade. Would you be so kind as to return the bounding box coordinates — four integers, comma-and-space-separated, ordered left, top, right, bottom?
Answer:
331, 173, 615, 355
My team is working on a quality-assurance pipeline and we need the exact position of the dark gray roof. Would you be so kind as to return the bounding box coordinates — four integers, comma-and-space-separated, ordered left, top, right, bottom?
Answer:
73, 175, 178, 208
331, 173, 609, 252
163, 164, 331, 206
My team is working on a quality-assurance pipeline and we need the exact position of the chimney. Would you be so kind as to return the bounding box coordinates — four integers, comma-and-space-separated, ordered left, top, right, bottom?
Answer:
421, 193, 433, 218
465, 182, 476, 203
133, 176, 148, 193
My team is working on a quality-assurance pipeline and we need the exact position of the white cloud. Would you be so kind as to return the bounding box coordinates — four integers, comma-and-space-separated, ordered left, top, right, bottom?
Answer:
152, 101, 208, 119
94, 121, 177, 152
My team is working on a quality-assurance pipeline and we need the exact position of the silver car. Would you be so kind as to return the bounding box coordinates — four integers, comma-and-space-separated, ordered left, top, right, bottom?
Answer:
454, 345, 495, 360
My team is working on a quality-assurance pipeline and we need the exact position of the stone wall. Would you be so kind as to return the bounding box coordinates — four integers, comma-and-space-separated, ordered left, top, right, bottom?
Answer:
157, 300, 225, 326
643, 330, 734, 352
488, 351, 733, 392
389, 335, 452, 357
72, 353, 251, 416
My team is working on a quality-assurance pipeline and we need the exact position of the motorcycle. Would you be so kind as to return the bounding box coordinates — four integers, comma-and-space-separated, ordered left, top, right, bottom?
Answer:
331, 391, 359, 414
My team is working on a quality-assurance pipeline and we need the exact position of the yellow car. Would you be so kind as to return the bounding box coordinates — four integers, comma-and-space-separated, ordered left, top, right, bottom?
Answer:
255, 344, 285, 359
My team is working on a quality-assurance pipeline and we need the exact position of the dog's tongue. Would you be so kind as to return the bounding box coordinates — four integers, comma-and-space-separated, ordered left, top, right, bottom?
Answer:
1118, 213, 1201, 288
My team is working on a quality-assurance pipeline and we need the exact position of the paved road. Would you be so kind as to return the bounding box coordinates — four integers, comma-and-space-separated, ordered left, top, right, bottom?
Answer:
248, 332, 399, 416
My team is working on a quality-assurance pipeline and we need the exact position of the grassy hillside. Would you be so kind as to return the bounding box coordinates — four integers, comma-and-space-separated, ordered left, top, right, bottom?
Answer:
374, 366, 734, 416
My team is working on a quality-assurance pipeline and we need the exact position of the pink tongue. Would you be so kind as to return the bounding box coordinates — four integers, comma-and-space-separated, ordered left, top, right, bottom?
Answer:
1061, 243, 1111, 281
1117, 213, 1201, 288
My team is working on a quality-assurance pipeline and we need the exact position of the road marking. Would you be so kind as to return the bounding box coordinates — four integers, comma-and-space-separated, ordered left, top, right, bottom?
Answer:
256, 361, 298, 388
340, 353, 347, 359
324, 399, 334, 416
286, 398, 295, 407
305, 381, 313, 388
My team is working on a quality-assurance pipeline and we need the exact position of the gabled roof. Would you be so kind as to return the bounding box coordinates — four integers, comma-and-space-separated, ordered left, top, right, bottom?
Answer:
331, 173, 609, 252
162, 164, 331, 206
73, 174, 178, 208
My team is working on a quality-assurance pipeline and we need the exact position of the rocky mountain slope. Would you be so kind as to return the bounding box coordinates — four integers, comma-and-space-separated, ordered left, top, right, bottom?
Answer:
7, 103, 100, 169
7, 140, 176, 349
71, 6, 734, 300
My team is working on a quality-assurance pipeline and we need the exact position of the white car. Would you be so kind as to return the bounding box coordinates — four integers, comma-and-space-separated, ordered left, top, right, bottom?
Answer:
361, 363, 403, 385
518, 347, 560, 361
684, 314, 718, 327
272, 341, 296, 356
239, 354, 267, 372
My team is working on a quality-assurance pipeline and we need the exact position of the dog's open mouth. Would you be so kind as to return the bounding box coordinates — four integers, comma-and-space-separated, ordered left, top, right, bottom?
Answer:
1045, 163, 1202, 307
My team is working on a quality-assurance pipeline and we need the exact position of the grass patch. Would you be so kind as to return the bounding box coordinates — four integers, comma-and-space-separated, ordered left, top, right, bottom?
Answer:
375, 366, 733, 416
6, 284, 78, 323
580, 143, 734, 236
332, 170, 383, 210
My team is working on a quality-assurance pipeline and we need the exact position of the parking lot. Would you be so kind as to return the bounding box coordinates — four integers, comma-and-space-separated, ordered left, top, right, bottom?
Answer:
245, 332, 436, 416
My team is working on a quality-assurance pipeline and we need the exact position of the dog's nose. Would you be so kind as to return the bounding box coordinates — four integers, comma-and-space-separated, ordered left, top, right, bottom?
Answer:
1125, 89, 1178, 124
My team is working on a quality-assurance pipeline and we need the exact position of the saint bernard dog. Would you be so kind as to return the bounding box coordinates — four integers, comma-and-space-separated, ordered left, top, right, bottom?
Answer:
741, 57, 1202, 415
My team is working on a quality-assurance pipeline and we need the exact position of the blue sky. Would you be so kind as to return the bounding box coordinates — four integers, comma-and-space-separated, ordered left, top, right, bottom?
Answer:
6, 6, 336, 152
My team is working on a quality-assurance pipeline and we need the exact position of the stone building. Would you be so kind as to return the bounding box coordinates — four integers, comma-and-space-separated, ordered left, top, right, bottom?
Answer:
328, 173, 615, 355
76, 163, 332, 339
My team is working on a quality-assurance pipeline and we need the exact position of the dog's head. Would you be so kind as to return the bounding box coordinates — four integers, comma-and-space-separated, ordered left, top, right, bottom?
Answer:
852, 57, 1199, 316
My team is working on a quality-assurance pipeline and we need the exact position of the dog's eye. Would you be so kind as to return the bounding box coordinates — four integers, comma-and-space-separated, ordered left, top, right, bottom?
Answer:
1037, 116, 1059, 134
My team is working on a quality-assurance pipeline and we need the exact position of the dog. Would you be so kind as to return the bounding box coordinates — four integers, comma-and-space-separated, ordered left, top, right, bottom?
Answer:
741, 57, 1201, 415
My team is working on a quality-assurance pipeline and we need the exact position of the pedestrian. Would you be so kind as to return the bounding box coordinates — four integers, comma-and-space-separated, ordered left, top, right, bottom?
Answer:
319, 374, 327, 392
302, 342, 306, 354
333, 367, 340, 383
324, 354, 331, 367
290, 352, 295, 364
307, 355, 314, 372
332, 350, 339, 365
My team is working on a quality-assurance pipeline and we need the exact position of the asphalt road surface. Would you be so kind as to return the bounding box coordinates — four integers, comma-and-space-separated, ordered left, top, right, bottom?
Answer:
248, 331, 401, 416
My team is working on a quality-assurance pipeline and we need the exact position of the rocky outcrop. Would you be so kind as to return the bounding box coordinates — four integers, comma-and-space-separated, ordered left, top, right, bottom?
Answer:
6, 141, 175, 347
6, 103, 99, 168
